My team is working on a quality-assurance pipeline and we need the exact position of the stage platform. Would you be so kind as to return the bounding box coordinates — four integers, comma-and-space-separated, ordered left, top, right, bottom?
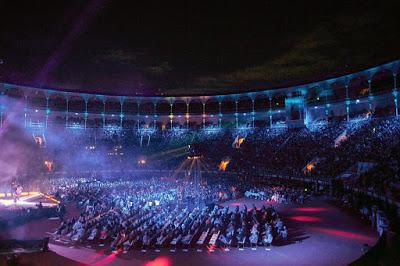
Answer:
1, 198, 378, 266
0, 192, 59, 209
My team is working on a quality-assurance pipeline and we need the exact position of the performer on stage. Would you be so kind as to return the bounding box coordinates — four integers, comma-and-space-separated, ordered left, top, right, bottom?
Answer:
11, 181, 23, 203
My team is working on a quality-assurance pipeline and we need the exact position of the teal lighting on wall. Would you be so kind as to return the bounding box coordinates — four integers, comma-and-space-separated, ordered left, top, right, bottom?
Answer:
318, 89, 333, 97
285, 97, 304, 105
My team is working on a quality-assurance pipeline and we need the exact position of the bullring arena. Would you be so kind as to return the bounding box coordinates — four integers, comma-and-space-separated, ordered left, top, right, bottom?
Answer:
1, 1, 400, 266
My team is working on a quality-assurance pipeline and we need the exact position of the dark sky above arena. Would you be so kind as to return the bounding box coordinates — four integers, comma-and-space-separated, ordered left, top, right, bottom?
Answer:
0, 0, 399, 96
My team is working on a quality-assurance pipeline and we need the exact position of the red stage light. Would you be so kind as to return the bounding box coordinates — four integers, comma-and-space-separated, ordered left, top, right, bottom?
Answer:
312, 227, 375, 242
143, 256, 172, 266
92, 253, 117, 266
289, 216, 322, 222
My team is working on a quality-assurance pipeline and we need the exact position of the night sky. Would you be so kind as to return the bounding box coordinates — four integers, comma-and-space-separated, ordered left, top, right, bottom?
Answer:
1, 0, 400, 96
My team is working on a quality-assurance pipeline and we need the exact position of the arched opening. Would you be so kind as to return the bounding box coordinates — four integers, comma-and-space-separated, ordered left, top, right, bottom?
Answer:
329, 81, 346, 103
172, 99, 186, 115
4, 87, 24, 100
255, 94, 268, 112
372, 69, 395, 116
348, 75, 369, 99
237, 95, 253, 113
49, 93, 66, 111
156, 100, 170, 116
87, 97, 103, 114
139, 100, 154, 116
221, 97, 235, 114
123, 99, 138, 116
348, 76, 369, 118
307, 86, 320, 106
68, 96, 85, 113
371, 69, 393, 94
189, 98, 203, 115
271, 94, 285, 110
105, 98, 121, 114
27, 90, 46, 109
205, 98, 219, 115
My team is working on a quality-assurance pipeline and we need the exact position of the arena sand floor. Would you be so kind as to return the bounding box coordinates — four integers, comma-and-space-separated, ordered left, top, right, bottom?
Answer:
0, 197, 378, 266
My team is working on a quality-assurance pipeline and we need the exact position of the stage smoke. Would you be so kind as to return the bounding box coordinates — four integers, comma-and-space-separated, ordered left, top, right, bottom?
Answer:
0, 98, 42, 186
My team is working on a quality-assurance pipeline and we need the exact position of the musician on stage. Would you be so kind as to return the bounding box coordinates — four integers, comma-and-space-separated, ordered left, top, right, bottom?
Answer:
11, 181, 23, 203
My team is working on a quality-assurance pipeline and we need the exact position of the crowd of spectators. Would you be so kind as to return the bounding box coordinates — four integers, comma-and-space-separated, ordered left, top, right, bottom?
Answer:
244, 185, 306, 204
193, 117, 400, 202
27, 115, 400, 205
4, 117, 400, 207
49, 175, 302, 250
5, 115, 400, 246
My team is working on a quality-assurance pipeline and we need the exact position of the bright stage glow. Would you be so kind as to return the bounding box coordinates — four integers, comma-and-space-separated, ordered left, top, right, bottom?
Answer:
0, 192, 59, 207
187, 155, 202, 160
0, 191, 40, 198
0, 198, 58, 207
